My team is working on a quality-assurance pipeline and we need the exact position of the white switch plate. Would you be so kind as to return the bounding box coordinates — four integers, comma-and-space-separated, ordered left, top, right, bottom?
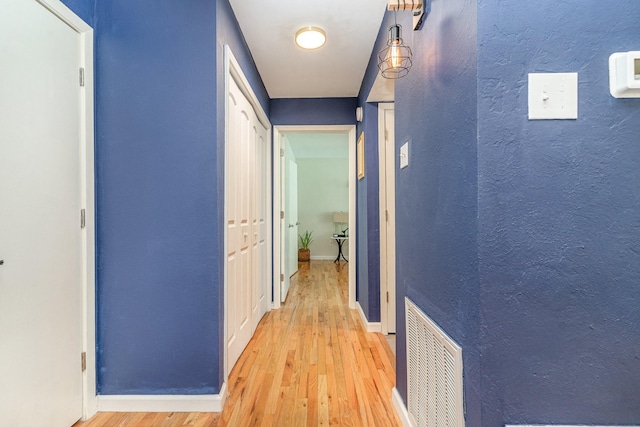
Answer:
528, 72, 578, 120
400, 142, 409, 169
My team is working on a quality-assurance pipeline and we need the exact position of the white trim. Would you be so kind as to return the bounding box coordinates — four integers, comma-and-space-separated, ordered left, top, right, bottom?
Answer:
392, 387, 412, 427
356, 302, 382, 333
34, 0, 97, 421
378, 102, 395, 336
273, 125, 357, 310
273, 131, 283, 309
97, 383, 227, 413
223, 45, 273, 380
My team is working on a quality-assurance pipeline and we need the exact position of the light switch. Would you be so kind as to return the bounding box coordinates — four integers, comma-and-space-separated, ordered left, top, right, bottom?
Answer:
400, 142, 409, 169
528, 72, 578, 120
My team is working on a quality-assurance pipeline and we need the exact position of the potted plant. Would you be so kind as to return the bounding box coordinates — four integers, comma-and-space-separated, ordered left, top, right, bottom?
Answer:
298, 230, 313, 262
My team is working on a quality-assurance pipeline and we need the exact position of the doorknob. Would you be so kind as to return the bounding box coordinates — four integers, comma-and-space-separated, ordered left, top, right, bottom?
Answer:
288, 224, 294, 228
295, 222, 300, 226
0, 260, 4, 265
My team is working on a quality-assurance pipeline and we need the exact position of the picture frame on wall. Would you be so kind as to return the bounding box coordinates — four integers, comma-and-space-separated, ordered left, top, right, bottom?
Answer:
357, 132, 365, 180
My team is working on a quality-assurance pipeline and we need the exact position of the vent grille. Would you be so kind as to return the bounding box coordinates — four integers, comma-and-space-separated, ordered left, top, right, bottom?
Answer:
406, 298, 464, 427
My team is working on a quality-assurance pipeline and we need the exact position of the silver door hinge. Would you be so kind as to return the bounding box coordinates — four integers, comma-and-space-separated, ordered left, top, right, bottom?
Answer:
280, 148, 285, 157
280, 273, 284, 282
79, 68, 85, 87
280, 211, 285, 219
385, 210, 389, 222
384, 129, 389, 141
81, 352, 87, 372
80, 209, 86, 229
386, 292, 389, 303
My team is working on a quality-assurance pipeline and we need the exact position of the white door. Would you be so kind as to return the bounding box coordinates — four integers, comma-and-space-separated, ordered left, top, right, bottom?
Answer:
379, 104, 396, 333
283, 153, 298, 301
251, 120, 268, 331
226, 75, 269, 375
0, 1, 83, 425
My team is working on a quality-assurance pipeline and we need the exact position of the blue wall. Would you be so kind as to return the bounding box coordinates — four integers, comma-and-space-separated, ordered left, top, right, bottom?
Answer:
270, 98, 357, 125
93, 0, 268, 395
95, 0, 220, 394
478, 1, 640, 425
392, 0, 481, 423
355, 101, 382, 322
61, 0, 93, 26
354, 9, 395, 323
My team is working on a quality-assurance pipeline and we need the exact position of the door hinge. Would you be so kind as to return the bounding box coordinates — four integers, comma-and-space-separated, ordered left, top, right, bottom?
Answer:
280, 148, 285, 157
79, 67, 85, 87
280, 210, 285, 219
384, 129, 389, 141
81, 352, 87, 372
280, 273, 284, 282
80, 209, 86, 229
385, 210, 389, 222
386, 292, 389, 303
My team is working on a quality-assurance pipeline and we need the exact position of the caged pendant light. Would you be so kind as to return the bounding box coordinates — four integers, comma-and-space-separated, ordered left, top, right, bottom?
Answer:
377, 14, 412, 79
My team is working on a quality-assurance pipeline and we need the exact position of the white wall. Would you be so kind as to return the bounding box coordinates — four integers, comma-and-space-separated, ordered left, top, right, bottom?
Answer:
297, 158, 349, 259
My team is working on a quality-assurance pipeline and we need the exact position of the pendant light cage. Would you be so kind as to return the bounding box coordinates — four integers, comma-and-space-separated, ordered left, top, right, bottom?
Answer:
378, 24, 412, 79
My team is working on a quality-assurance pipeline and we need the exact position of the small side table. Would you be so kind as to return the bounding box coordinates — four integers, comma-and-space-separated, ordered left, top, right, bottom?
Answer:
332, 235, 348, 263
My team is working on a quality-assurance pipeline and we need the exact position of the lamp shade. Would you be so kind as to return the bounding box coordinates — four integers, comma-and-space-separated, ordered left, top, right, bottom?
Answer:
333, 212, 349, 223
378, 24, 412, 79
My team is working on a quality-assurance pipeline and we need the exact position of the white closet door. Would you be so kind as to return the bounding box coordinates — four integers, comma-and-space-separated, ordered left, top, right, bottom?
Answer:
379, 104, 397, 333
226, 76, 269, 375
0, 1, 83, 425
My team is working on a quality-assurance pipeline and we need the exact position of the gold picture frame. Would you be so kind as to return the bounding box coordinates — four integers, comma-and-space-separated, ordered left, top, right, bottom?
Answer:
357, 132, 365, 180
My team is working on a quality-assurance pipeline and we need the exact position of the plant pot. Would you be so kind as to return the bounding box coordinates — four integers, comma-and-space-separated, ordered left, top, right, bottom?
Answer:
298, 248, 310, 262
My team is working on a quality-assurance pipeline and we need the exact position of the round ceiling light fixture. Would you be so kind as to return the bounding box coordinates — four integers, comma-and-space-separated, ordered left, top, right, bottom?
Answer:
295, 26, 326, 50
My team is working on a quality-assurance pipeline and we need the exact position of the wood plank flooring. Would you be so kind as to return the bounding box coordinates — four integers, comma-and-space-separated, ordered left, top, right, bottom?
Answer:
74, 260, 399, 426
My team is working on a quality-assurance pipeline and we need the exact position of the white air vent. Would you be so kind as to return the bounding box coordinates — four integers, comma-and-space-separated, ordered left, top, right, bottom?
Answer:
405, 298, 464, 427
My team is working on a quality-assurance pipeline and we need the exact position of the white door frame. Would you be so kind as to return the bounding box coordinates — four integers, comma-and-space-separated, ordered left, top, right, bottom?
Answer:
273, 125, 356, 310
378, 102, 395, 335
223, 45, 273, 379
26, 0, 96, 420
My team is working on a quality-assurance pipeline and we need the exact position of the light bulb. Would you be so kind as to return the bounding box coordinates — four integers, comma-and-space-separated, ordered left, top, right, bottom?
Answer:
390, 42, 402, 68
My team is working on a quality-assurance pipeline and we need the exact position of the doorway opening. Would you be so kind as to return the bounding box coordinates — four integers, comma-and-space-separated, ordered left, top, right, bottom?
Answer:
273, 126, 356, 310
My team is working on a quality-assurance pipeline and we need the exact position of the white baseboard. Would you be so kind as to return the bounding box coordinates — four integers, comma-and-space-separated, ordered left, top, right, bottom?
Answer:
356, 302, 382, 333
392, 387, 412, 427
506, 426, 639, 427
97, 383, 227, 413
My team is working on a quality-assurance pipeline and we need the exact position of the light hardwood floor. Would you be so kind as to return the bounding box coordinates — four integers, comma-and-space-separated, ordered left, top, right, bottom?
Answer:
74, 260, 399, 426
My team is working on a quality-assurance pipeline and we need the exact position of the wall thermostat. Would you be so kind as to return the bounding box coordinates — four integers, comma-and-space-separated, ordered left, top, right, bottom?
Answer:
609, 51, 640, 98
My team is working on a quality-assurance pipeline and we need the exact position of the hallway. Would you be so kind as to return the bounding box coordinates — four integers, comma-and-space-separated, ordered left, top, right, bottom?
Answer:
75, 260, 399, 426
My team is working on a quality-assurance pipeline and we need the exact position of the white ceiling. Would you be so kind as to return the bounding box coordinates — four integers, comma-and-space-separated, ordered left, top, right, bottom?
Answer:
229, 0, 388, 99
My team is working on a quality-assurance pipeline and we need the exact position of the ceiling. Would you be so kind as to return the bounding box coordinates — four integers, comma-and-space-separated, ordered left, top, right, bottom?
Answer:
228, 0, 389, 99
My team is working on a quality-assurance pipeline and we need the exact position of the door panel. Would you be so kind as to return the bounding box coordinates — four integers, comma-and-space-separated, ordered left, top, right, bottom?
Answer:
283, 156, 298, 301
0, 1, 83, 425
379, 105, 396, 334
226, 75, 269, 375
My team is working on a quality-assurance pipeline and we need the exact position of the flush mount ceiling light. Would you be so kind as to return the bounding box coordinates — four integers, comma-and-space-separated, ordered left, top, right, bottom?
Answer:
378, 21, 412, 79
295, 26, 326, 50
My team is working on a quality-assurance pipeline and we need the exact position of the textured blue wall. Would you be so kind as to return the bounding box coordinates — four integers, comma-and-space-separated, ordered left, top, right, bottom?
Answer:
355, 102, 382, 322
217, 0, 270, 117
478, 1, 640, 425
354, 9, 395, 323
95, 0, 220, 394
60, 0, 93, 26
270, 98, 357, 125
393, 0, 481, 423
